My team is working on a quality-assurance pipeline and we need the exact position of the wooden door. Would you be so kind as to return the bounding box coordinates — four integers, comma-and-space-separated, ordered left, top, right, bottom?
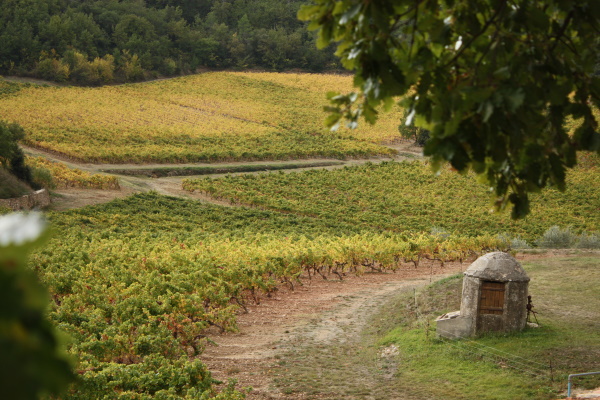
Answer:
479, 281, 505, 315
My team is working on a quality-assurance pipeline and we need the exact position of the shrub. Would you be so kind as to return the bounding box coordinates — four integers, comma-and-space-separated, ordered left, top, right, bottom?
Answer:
497, 234, 531, 250
30, 165, 55, 189
576, 233, 600, 249
64, 50, 97, 85
36, 57, 70, 82
160, 57, 178, 76
0, 120, 36, 189
90, 55, 115, 84
122, 52, 145, 82
398, 109, 430, 146
8, 155, 36, 189
535, 226, 576, 249
431, 226, 450, 239
510, 237, 531, 250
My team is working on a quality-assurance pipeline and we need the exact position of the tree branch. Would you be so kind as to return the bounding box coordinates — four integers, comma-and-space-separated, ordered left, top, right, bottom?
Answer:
443, 1, 507, 68
549, 11, 573, 53
408, 0, 419, 62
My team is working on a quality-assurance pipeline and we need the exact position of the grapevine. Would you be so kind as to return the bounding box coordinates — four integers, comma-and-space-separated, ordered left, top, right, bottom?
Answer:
26, 156, 120, 189
0, 73, 404, 163
33, 192, 511, 398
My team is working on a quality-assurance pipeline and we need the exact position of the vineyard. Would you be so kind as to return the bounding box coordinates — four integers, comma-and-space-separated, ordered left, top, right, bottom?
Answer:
3, 69, 598, 398
26, 156, 120, 189
30, 192, 511, 399
183, 159, 600, 244
0, 73, 402, 163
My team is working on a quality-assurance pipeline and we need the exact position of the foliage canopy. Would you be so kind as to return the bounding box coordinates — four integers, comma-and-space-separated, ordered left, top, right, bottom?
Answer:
0, 0, 339, 84
0, 120, 35, 188
299, 0, 600, 218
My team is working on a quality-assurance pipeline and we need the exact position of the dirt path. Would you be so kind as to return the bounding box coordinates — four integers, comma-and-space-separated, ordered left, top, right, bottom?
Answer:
23, 142, 423, 210
201, 252, 600, 400
201, 262, 466, 399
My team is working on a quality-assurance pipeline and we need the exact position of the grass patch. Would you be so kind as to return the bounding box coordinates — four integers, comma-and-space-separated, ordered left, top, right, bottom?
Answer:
376, 254, 600, 399
0, 167, 32, 199
104, 161, 344, 178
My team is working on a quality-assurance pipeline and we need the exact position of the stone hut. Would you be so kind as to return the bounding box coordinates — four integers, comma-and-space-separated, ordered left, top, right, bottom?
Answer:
436, 252, 530, 339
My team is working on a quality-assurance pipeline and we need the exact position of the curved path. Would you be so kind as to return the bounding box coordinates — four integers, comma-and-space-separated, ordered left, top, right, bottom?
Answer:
22, 142, 423, 210
201, 262, 465, 400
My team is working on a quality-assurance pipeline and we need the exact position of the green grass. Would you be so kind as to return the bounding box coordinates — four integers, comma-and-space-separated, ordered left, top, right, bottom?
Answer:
376, 254, 600, 400
0, 168, 31, 199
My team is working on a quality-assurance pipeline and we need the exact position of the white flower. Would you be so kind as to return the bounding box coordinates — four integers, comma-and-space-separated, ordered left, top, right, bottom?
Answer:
0, 213, 46, 247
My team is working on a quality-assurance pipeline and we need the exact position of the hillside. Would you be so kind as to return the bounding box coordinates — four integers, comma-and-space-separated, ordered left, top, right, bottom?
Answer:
0, 168, 32, 199
0, 73, 403, 163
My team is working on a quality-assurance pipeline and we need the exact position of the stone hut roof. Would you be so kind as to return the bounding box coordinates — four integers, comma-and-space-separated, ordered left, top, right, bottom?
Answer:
464, 252, 530, 282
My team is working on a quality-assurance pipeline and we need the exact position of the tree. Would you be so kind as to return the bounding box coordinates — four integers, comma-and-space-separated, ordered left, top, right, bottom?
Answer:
0, 121, 36, 186
299, 0, 600, 218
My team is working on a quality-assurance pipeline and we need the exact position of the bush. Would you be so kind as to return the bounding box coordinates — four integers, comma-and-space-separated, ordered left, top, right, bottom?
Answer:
398, 109, 430, 146
497, 234, 531, 250
535, 226, 576, 249
64, 50, 97, 85
30, 165, 55, 189
510, 237, 531, 250
0, 120, 37, 189
62, 51, 115, 85
90, 55, 115, 84
122, 52, 145, 82
36, 57, 70, 82
431, 226, 450, 239
576, 233, 600, 249
8, 155, 36, 189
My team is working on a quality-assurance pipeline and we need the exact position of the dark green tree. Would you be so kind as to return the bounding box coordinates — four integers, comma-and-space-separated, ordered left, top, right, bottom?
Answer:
300, 0, 600, 218
0, 121, 35, 186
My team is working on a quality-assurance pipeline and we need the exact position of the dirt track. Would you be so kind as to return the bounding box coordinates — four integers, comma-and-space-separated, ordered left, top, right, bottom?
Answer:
201, 262, 466, 400
23, 142, 422, 210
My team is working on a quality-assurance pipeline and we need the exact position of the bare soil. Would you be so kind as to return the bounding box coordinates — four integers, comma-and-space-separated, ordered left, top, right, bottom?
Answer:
200, 261, 466, 399
200, 252, 600, 400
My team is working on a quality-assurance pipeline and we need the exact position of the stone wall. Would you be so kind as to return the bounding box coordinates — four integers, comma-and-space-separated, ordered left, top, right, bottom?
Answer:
0, 189, 51, 211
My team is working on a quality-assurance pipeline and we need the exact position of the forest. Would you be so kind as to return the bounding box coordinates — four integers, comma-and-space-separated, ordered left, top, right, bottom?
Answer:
0, 0, 339, 84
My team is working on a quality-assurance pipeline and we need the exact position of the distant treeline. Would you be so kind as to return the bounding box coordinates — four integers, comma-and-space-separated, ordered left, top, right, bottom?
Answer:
0, 0, 339, 85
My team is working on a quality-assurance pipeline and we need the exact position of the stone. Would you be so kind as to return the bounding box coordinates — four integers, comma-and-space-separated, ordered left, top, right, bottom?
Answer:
437, 252, 530, 339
